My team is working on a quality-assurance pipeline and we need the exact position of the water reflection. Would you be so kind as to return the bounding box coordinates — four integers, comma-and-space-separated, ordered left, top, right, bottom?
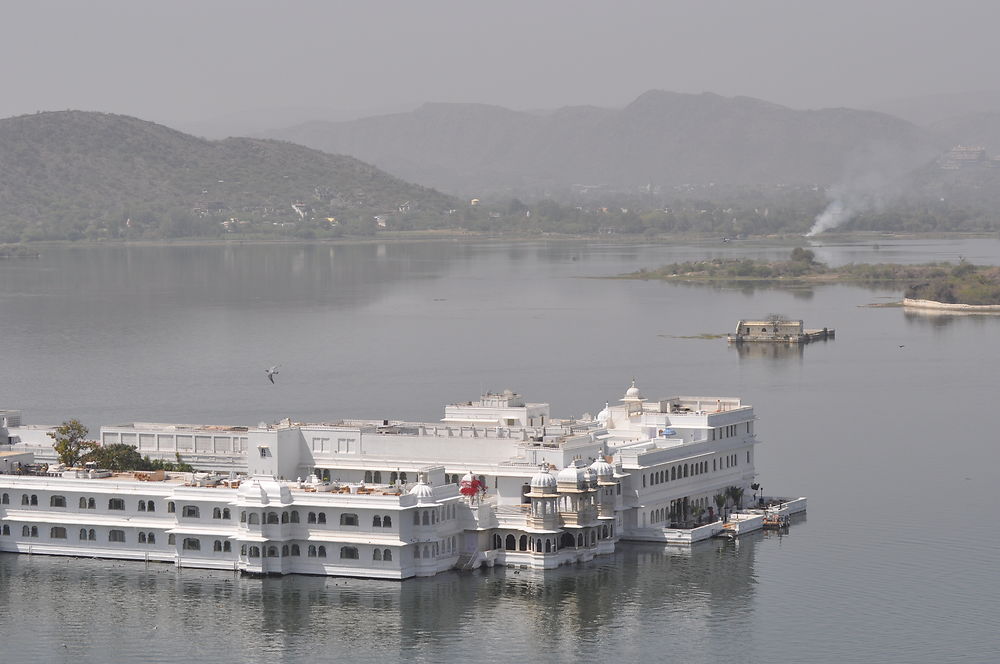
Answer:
0, 537, 760, 663
730, 341, 806, 361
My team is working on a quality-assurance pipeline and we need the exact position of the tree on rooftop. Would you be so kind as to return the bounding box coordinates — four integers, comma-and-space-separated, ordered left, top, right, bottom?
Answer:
82, 443, 145, 472
47, 419, 98, 467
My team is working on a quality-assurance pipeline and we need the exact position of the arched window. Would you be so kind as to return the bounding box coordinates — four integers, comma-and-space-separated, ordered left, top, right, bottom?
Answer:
266, 512, 279, 524
183, 537, 200, 550
291, 544, 300, 556
240, 511, 247, 523
390, 471, 398, 483
519, 535, 528, 551
213, 507, 221, 519
373, 515, 382, 527
505, 534, 515, 550
318, 546, 326, 557
248, 513, 259, 525
494, 534, 502, 549
267, 546, 278, 557
182, 505, 199, 518
167, 501, 175, 513
50, 495, 66, 508
138, 500, 147, 512
79, 528, 88, 540
339, 513, 357, 526
108, 498, 124, 510
88, 529, 96, 541
139, 532, 147, 543
421, 512, 429, 526
213, 540, 222, 552
373, 471, 382, 483
281, 512, 289, 524
308, 512, 316, 524
222, 508, 229, 519
282, 544, 289, 557
222, 541, 230, 552
383, 515, 391, 528
147, 501, 155, 513
249, 546, 260, 558
0, 493, 7, 505
364, 471, 373, 483
683, 464, 688, 478
21, 494, 28, 506
399, 472, 408, 483
241, 545, 248, 556
318, 512, 327, 524
1, 525, 9, 536
383, 549, 392, 561
79, 497, 88, 508
50, 526, 67, 539
147, 533, 156, 544
168, 534, 176, 545
88, 497, 96, 509
29, 526, 37, 537
308, 545, 317, 557
22, 525, 30, 536
373, 549, 382, 561
577, 533, 584, 547
109, 530, 125, 543
30, 495, 38, 506
671, 467, 676, 480
545, 540, 552, 553
289, 511, 298, 523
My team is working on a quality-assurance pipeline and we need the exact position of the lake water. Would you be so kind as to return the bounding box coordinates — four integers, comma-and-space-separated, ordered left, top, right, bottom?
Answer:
1, 237, 999, 663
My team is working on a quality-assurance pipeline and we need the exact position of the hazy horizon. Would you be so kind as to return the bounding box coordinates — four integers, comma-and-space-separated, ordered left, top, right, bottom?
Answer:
6, 0, 1000, 135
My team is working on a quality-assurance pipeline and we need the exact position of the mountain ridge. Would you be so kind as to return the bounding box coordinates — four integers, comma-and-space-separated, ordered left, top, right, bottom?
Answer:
0, 110, 457, 241
261, 90, 945, 195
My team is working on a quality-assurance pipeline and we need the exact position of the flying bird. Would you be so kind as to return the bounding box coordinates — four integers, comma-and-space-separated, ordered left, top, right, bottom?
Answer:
265, 365, 280, 383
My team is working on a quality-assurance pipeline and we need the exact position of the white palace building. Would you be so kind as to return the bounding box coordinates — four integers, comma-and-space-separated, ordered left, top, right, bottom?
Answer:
0, 382, 804, 579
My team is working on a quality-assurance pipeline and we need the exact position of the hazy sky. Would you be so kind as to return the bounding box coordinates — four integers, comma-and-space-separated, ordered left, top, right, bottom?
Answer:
4, 0, 1000, 130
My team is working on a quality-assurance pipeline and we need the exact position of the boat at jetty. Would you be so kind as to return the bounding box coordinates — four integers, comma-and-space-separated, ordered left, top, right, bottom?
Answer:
728, 318, 834, 344
0, 381, 805, 579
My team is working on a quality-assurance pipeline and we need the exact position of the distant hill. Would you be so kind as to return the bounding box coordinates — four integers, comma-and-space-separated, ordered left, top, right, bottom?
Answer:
867, 90, 1000, 127
262, 90, 944, 195
0, 111, 456, 241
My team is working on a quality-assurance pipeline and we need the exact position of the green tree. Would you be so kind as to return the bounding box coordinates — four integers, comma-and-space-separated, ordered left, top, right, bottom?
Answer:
714, 493, 728, 521
82, 443, 145, 472
47, 419, 98, 467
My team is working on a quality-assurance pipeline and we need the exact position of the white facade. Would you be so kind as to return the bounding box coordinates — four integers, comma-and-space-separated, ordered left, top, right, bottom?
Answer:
0, 381, 784, 579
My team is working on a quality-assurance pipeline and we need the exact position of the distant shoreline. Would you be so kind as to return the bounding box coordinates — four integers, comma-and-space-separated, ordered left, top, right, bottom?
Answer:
902, 298, 1000, 312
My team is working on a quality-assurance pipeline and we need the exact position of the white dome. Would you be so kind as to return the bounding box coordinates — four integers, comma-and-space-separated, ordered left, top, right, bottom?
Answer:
557, 465, 583, 485
623, 378, 643, 401
596, 402, 610, 425
530, 470, 557, 490
409, 482, 434, 501
590, 459, 615, 478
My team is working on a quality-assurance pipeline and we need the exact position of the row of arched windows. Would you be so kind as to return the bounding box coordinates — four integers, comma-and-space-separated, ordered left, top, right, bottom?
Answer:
0, 493, 175, 512
643, 460, 714, 488
412, 504, 456, 526
494, 525, 612, 553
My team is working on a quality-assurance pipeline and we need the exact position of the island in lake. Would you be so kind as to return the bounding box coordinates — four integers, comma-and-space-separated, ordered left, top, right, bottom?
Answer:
624, 248, 1000, 306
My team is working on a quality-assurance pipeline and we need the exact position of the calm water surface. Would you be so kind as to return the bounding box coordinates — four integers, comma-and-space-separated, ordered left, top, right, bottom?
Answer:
1, 238, 998, 663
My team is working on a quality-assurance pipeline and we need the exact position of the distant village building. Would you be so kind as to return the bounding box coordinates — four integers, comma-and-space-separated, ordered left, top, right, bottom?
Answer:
939, 145, 991, 170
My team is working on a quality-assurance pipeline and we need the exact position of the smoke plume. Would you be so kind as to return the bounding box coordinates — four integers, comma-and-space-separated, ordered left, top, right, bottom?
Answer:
805, 140, 932, 236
